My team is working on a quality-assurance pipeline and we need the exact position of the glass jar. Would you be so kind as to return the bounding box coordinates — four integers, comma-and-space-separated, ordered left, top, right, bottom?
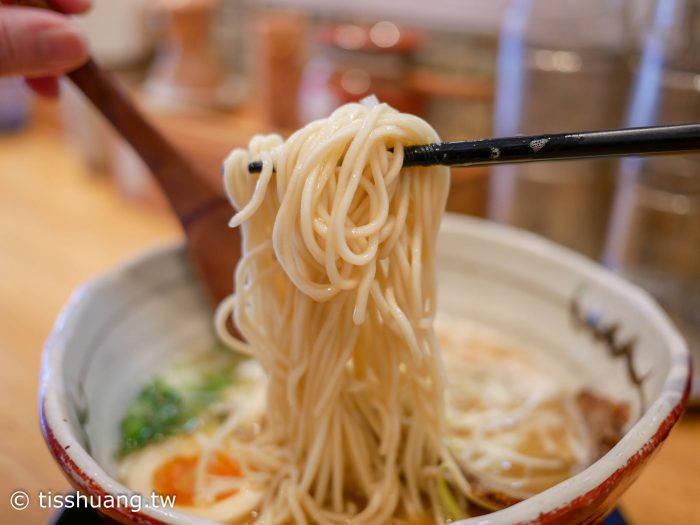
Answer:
489, 0, 633, 259
605, 0, 700, 400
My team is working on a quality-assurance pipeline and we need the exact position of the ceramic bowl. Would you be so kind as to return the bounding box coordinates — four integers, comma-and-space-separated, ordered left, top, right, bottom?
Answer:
40, 214, 690, 525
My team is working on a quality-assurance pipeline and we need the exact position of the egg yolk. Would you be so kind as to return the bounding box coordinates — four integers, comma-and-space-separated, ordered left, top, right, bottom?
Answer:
153, 451, 242, 506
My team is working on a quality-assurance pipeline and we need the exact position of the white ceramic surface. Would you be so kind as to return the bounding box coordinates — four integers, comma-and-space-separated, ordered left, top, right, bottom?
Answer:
40, 214, 690, 525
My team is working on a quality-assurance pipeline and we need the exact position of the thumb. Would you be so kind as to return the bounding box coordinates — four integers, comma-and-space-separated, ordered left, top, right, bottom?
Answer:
0, 7, 88, 78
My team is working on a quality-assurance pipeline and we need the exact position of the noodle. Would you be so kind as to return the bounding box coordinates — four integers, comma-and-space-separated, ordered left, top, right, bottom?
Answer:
214, 101, 463, 524
118, 101, 628, 525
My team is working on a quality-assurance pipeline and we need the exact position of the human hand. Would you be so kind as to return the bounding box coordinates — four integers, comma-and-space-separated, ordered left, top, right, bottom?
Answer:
0, 0, 91, 97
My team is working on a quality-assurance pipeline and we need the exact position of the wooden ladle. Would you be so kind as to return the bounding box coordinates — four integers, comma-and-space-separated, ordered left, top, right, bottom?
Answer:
20, 0, 241, 310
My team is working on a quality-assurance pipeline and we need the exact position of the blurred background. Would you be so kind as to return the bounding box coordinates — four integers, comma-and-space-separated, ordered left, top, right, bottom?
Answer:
0, 0, 698, 523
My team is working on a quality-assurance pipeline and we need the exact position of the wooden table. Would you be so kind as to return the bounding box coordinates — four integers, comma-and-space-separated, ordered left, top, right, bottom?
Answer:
0, 103, 698, 525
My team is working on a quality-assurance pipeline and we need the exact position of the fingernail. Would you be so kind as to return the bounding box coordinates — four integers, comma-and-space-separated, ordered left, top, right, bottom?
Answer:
38, 27, 87, 68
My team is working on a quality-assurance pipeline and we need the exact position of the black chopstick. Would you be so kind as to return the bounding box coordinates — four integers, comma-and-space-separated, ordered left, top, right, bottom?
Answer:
246, 123, 700, 173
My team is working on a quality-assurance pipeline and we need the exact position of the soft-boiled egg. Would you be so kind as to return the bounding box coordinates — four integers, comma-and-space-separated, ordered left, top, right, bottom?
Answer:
120, 436, 262, 522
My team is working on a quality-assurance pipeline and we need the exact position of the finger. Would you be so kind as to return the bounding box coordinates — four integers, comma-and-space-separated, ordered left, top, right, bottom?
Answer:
49, 0, 91, 14
0, 0, 91, 14
0, 7, 88, 77
25, 76, 60, 98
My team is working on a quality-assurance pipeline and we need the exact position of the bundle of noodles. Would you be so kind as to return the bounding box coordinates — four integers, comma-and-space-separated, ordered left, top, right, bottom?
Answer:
214, 101, 474, 524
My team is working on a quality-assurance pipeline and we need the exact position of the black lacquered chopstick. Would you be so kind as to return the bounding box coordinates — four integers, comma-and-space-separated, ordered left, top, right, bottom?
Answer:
246, 123, 700, 173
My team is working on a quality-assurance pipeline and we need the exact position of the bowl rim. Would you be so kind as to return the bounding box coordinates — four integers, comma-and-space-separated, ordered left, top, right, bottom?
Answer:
39, 215, 691, 525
